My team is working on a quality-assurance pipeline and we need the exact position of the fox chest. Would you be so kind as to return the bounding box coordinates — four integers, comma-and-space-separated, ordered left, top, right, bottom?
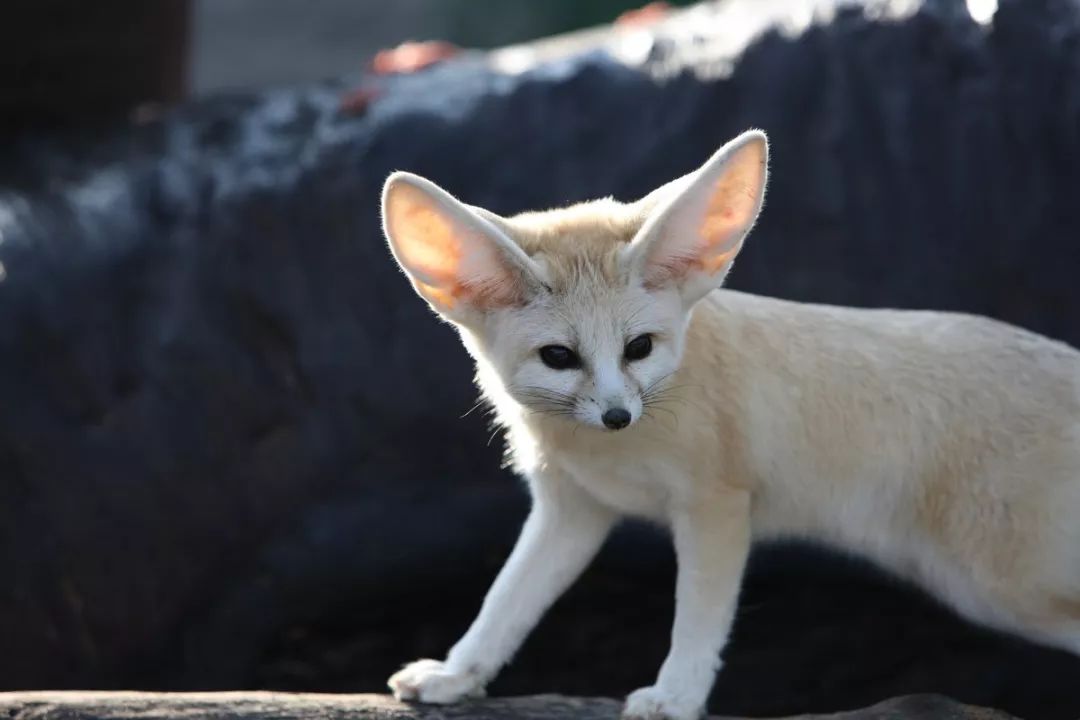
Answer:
552, 446, 681, 523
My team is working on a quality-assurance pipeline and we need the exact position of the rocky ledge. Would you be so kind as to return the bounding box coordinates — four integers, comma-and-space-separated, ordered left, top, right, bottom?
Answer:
0, 692, 1016, 720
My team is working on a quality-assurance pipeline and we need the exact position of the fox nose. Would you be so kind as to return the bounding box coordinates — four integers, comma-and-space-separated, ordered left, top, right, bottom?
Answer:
601, 408, 631, 430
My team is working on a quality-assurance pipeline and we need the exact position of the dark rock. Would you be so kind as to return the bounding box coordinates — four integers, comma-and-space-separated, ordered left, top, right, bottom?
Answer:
0, 692, 1019, 720
0, 2, 190, 130
1, 1, 1079, 720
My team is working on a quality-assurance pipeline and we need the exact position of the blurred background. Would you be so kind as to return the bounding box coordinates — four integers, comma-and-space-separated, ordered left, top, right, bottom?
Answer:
191, 1, 697, 94
3, 1, 1080, 719
3, 1, 695, 128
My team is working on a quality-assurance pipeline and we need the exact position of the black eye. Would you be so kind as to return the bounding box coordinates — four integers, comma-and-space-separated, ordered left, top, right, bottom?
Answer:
539, 345, 581, 370
624, 334, 653, 362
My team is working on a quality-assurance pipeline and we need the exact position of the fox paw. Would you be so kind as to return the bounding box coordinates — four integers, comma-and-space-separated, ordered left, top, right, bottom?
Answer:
388, 659, 485, 704
622, 685, 703, 720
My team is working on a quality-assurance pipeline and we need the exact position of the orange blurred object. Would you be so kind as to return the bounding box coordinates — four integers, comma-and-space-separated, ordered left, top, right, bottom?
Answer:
338, 86, 381, 115
371, 41, 462, 75
339, 40, 462, 115
343, 4, 673, 116
615, 1, 673, 27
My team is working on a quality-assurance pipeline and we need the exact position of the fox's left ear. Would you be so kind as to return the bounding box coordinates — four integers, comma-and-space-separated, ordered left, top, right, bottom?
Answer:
627, 130, 769, 303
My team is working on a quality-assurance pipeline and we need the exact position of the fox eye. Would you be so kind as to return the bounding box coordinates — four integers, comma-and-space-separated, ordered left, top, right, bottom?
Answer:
624, 334, 653, 362
539, 345, 580, 370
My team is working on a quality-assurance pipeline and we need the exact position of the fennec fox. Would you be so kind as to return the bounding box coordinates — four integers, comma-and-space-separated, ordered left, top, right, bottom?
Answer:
379, 130, 1080, 720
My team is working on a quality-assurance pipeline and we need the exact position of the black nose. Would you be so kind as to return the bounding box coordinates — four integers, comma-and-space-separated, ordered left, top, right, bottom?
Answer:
601, 408, 631, 430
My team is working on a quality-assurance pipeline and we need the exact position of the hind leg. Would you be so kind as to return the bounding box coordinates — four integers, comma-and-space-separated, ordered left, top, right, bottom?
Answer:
1026, 594, 1080, 656
979, 546, 1080, 657
971, 457, 1080, 656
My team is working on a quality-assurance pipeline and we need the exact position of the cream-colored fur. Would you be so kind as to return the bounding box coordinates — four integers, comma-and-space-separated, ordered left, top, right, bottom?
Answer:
378, 130, 1080, 720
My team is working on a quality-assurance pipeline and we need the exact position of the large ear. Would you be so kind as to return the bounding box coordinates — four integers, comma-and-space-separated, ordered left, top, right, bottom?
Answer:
627, 130, 769, 303
381, 172, 544, 323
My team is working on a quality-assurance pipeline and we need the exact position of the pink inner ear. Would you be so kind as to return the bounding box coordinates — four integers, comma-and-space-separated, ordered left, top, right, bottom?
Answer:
455, 251, 526, 309
389, 183, 525, 312
697, 144, 764, 271
389, 191, 465, 304
643, 241, 703, 288
642, 140, 764, 287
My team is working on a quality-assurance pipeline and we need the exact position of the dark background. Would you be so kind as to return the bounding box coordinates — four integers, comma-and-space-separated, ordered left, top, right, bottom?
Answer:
2, 1, 1080, 719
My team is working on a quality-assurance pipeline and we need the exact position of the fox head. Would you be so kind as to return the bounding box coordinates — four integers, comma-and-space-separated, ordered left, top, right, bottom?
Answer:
380, 130, 769, 432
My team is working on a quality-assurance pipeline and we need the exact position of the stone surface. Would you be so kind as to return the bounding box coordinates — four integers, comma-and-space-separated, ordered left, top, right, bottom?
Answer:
1, 1, 1080, 719
0, 692, 1017, 720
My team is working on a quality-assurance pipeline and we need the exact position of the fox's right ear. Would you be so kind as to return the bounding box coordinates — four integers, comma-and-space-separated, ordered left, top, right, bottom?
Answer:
381, 173, 544, 324
627, 130, 768, 305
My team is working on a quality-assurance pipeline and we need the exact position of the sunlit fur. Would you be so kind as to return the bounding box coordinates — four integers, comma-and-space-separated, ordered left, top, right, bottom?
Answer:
380, 131, 1080, 720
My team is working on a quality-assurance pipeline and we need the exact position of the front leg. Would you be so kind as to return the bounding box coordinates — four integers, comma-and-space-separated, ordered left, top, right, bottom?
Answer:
389, 470, 616, 703
624, 488, 751, 720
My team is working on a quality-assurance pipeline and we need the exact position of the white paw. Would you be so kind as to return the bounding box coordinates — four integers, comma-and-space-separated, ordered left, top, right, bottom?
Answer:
622, 685, 703, 720
387, 658, 486, 704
